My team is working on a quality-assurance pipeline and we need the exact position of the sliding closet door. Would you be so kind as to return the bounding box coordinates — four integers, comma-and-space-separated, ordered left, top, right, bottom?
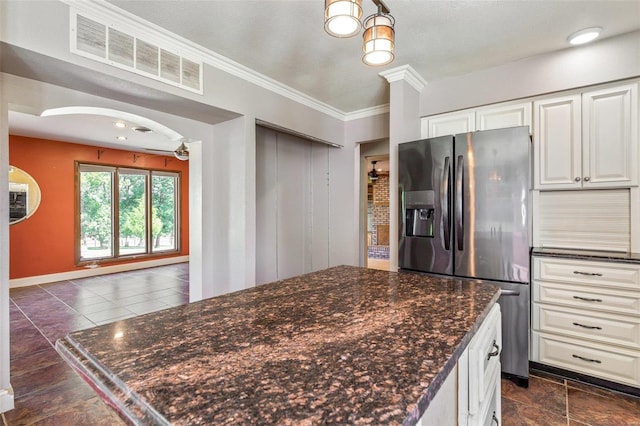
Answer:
255, 126, 329, 285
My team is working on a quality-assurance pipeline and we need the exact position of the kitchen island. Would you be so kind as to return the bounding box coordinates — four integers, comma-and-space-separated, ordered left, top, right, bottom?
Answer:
56, 265, 500, 425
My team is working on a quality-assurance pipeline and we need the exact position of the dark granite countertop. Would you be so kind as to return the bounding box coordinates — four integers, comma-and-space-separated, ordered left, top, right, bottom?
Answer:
532, 247, 640, 264
56, 265, 500, 425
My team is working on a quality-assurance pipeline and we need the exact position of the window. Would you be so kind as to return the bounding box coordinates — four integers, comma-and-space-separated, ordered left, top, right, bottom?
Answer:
77, 163, 180, 262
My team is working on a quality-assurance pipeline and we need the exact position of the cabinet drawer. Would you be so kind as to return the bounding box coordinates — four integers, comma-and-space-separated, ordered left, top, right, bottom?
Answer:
532, 331, 640, 387
468, 304, 501, 415
532, 303, 640, 349
467, 362, 501, 426
533, 281, 640, 316
534, 257, 640, 291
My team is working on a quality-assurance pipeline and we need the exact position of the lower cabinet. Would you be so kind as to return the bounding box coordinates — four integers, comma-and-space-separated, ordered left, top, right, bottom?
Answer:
531, 255, 640, 389
419, 303, 502, 425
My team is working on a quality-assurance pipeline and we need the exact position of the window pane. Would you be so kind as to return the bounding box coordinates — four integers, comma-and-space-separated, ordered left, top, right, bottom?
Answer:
119, 173, 147, 255
80, 170, 113, 259
151, 174, 177, 252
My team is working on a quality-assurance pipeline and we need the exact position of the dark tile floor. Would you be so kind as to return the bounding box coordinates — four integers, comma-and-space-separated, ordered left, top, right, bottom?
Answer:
502, 371, 640, 425
3, 263, 640, 425
5, 263, 189, 425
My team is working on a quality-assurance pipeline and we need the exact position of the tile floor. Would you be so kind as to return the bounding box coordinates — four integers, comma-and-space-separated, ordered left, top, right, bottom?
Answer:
5, 263, 189, 425
502, 371, 640, 425
4, 263, 640, 425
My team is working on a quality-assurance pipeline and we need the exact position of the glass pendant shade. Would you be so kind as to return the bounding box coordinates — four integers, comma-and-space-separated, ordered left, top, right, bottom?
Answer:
324, 0, 363, 38
173, 142, 189, 161
362, 11, 395, 66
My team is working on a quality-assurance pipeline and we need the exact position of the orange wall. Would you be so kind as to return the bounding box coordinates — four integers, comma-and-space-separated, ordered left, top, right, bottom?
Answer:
9, 135, 189, 279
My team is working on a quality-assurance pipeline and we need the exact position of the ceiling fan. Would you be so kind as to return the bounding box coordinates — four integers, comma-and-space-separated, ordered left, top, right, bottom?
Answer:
144, 140, 189, 161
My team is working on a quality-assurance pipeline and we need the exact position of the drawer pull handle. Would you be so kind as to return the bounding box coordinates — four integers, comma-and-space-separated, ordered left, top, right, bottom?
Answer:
573, 271, 603, 277
487, 340, 500, 360
492, 412, 499, 425
573, 322, 602, 330
573, 296, 603, 303
572, 354, 602, 364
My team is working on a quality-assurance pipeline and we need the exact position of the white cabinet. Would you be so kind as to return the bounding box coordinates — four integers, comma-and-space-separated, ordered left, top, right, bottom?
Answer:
421, 101, 531, 138
476, 102, 532, 132
531, 256, 640, 388
582, 84, 638, 188
458, 303, 502, 426
422, 110, 475, 138
533, 95, 582, 189
534, 83, 638, 190
417, 303, 502, 426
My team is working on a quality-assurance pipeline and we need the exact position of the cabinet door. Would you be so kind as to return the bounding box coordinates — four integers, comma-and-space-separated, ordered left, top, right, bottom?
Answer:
582, 84, 638, 188
533, 95, 582, 189
422, 110, 474, 138
476, 101, 532, 132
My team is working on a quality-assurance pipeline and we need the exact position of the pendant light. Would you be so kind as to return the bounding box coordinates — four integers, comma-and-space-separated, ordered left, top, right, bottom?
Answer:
173, 141, 189, 161
324, 0, 363, 38
362, 3, 395, 66
368, 160, 379, 181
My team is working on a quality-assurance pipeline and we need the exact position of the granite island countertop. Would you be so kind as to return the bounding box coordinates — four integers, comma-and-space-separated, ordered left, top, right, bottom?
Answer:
56, 265, 500, 425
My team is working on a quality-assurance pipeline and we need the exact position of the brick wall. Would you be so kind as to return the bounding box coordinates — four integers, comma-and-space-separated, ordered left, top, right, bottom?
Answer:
368, 174, 389, 259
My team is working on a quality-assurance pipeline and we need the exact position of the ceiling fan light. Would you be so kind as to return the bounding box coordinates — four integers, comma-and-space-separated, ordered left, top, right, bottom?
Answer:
568, 27, 602, 45
325, 0, 362, 38
173, 142, 189, 161
362, 10, 395, 66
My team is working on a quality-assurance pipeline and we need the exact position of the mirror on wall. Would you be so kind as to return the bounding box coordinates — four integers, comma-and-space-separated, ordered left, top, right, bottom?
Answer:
9, 166, 41, 224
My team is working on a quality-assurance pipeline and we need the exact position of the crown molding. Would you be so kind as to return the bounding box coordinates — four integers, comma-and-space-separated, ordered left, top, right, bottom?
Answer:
344, 104, 390, 121
379, 65, 428, 92
61, 0, 375, 122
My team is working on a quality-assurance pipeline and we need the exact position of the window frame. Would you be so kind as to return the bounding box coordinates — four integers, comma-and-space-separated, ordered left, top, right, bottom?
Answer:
75, 161, 181, 265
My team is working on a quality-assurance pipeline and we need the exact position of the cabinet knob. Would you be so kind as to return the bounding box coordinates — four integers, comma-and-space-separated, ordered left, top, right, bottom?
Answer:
574, 177, 581, 182
584, 177, 591, 182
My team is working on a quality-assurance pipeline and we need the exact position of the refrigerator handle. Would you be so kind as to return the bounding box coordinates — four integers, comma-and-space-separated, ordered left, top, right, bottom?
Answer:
441, 156, 451, 250
456, 155, 464, 251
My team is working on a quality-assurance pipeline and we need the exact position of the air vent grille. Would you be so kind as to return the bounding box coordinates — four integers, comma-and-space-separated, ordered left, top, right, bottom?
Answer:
71, 11, 203, 94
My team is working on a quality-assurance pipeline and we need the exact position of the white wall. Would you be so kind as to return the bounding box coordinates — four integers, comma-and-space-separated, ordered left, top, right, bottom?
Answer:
388, 81, 422, 271
0, 74, 14, 413
420, 31, 640, 117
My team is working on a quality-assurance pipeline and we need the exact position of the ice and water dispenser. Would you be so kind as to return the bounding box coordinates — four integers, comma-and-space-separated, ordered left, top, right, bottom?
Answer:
404, 190, 435, 238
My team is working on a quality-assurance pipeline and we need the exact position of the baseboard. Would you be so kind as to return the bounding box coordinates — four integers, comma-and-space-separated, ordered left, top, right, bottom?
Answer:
9, 256, 189, 288
0, 385, 14, 414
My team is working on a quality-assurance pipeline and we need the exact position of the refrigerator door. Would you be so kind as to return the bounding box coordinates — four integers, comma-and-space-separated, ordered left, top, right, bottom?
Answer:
399, 136, 453, 274
453, 127, 530, 283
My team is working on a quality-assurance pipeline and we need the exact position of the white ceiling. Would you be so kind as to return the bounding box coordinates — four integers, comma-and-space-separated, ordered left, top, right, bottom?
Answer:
8, 0, 640, 151
107, 0, 640, 113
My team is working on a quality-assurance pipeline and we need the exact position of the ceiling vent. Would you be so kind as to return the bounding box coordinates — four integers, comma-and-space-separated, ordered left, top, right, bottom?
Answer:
71, 11, 203, 94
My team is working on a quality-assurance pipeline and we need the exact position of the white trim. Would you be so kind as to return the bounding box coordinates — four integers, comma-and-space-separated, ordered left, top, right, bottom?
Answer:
0, 386, 14, 414
379, 65, 428, 92
9, 256, 189, 289
60, 0, 391, 121
344, 104, 390, 121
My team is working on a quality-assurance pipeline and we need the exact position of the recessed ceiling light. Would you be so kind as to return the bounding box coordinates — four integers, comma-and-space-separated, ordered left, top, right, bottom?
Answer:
114, 121, 126, 129
568, 27, 602, 45
116, 136, 127, 141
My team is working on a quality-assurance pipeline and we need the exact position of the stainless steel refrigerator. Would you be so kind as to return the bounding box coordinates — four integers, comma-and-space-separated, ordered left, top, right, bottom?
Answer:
399, 126, 531, 385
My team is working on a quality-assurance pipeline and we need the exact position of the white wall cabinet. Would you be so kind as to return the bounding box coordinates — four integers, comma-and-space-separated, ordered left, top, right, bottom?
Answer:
534, 83, 638, 190
531, 256, 640, 388
421, 101, 531, 138
422, 110, 474, 138
533, 95, 582, 189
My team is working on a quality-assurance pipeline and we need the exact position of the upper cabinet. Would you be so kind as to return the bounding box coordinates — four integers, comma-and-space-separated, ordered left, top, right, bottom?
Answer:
421, 101, 531, 138
476, 102, 532, 132
421, 110, 474, 138
534, 83, 638, 190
